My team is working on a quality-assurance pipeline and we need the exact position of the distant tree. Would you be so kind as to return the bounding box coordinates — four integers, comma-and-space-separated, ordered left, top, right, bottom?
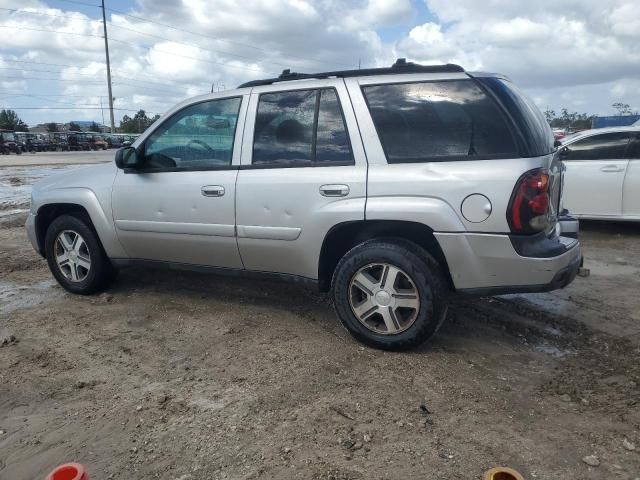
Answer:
543, 109, 556, 123
88, 122, 102, 132
0, 109, 28, 131
45, 122, 59, 133
119, 110, 157, 133
68, 121, 83, 132
545, 107, 593, 130
612, 102, 632, 116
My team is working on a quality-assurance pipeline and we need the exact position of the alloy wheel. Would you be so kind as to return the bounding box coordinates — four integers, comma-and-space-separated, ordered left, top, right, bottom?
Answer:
54, 230, 91, 282
348, 263, 420, 335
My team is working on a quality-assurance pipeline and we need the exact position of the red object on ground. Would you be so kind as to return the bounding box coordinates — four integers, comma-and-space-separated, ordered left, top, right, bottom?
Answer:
45, 463, 88, 480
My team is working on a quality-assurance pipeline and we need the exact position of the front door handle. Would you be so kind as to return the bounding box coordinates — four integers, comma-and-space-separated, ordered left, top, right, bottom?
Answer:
319, 184, 350, 197
600, 165, 624, 173
201, 185, 225, 197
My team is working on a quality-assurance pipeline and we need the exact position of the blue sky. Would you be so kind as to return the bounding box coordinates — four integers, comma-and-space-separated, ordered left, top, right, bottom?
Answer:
1, 0, 639, 127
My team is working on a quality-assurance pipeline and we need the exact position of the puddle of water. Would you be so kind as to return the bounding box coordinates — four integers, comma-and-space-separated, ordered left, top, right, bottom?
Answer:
0, 279, 59, 316
0, 164, 92, 213
535, 344, 571, 357
0, 208, 29, 218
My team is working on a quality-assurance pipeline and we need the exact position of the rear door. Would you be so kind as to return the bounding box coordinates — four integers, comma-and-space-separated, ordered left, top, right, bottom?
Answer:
562, 132, 632, 217
235, 79, 367, 280
622, 132, 640, 217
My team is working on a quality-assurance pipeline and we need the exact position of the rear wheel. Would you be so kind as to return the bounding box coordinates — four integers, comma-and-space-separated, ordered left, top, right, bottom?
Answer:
332, 239, 448, 350
45, 214, 117, 294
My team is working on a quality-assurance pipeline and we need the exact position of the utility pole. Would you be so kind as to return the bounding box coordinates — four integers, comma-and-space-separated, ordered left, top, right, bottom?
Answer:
101, 0, 115, 133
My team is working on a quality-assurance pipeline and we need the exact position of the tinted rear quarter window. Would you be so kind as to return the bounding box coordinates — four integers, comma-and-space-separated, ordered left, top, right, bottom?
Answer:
478, 77, 554, 157
362, 80, 518, 163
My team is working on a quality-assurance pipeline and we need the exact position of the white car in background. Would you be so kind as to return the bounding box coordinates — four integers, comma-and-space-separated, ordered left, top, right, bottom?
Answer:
560, 126, 640, 220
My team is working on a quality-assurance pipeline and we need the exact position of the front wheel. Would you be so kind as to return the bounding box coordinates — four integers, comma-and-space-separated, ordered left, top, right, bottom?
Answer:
332, 239, 448, 351
45, 214, 117, 294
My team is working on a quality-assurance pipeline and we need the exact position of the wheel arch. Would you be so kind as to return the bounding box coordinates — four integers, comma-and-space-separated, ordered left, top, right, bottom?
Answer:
318, 220, 454, 292
33, 189, 126, 258
35, 203, 95, 256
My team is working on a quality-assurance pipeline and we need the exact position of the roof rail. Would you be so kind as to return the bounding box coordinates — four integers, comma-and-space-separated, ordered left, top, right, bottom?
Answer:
237, 58, 464, 88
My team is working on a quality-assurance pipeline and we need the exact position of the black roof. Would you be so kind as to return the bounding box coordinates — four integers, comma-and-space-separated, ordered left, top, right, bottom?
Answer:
238, 58, 464, 88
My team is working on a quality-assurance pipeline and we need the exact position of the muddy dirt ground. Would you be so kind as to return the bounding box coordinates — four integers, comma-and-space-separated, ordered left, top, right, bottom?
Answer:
1, 158, 639, 479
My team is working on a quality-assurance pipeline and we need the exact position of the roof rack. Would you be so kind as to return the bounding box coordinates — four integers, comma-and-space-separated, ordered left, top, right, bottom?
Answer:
237, 58, 464, 88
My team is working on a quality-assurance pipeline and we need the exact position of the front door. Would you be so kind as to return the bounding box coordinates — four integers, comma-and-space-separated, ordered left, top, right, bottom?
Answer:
562, 131, 631, 217
235, 80, 368, 280
112, 94, 247, 268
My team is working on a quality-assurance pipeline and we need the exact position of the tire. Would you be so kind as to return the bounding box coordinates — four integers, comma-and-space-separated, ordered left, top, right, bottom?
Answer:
44, 214, 116, 295
332, 238, 448, 351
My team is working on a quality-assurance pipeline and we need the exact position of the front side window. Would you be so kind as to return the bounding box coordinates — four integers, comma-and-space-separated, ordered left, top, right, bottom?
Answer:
252, 88, 352, 166
564, 132, 631, 160
362, 80, 518, 163
143, 96, 242, 170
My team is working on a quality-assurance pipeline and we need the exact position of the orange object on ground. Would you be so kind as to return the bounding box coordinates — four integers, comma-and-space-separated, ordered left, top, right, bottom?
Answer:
484, 467, 525, 480
45, 463, 88, 480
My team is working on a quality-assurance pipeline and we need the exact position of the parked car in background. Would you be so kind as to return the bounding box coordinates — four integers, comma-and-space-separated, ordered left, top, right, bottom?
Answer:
0, 130, 22, 155
48, 132, 70, 151
67, 132, 92, 151
553, 128, 567, 140
15, 132, 40, 153
560, 126, 640, 220
88, 134, 108, 150
27, 60, 581, 350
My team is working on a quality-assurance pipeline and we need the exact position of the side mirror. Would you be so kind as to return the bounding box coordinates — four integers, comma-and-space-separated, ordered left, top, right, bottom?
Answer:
115, 146, 141, 170
558, 145, 569, 158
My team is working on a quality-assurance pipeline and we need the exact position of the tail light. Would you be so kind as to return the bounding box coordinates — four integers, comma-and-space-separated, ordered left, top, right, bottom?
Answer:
508, 168, 552, 234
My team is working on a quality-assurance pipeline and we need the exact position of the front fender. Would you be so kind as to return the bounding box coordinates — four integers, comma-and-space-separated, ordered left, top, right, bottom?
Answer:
32, 187, 127, 258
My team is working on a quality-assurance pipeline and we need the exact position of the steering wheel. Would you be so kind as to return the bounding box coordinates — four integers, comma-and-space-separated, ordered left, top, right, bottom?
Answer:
186, 139, 215, 155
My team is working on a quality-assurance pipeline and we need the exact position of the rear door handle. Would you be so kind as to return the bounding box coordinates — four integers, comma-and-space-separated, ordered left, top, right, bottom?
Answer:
201, 185, 225, 197
600, 165, 624, 173
319, 184, 350, 197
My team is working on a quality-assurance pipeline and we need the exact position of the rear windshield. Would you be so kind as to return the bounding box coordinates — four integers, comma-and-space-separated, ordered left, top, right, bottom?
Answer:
477, 77, 555, 157
362, 79, 518, 163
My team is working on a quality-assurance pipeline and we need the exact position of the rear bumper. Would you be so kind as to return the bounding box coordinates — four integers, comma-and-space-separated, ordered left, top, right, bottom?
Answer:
434, 227, 582, 295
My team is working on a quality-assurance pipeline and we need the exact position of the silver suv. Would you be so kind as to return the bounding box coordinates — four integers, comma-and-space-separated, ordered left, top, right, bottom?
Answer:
26, 60, 582, 350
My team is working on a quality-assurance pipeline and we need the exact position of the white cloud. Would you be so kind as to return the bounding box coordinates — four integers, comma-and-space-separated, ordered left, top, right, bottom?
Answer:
393, 0, 640, 113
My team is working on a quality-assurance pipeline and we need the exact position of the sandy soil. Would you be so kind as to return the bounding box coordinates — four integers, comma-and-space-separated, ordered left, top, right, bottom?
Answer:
0, 169, 639, 479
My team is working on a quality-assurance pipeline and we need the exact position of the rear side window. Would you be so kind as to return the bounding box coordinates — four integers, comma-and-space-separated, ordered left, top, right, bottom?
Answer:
628, 133, 640, 159
252, 88, 353, 166
362, 80, 517, 163
478, 77, 554, 157
563, 132, 632, 160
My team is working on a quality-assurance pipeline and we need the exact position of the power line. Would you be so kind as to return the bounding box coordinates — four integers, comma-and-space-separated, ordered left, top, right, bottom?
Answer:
107, 37, 275, 75
0, 7, 98, 21
106, 7, 356, 69
0, 60, 197, 89
0, 92, 104, 97
107, 22, 293, 69
0, 24, 103, 38
0, 75, 104, 83
0, 92, 102, 106
4, 107, 159, 113
0, 24, 277, 75
0, 7, 354, 71
56, 0, 100, 8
